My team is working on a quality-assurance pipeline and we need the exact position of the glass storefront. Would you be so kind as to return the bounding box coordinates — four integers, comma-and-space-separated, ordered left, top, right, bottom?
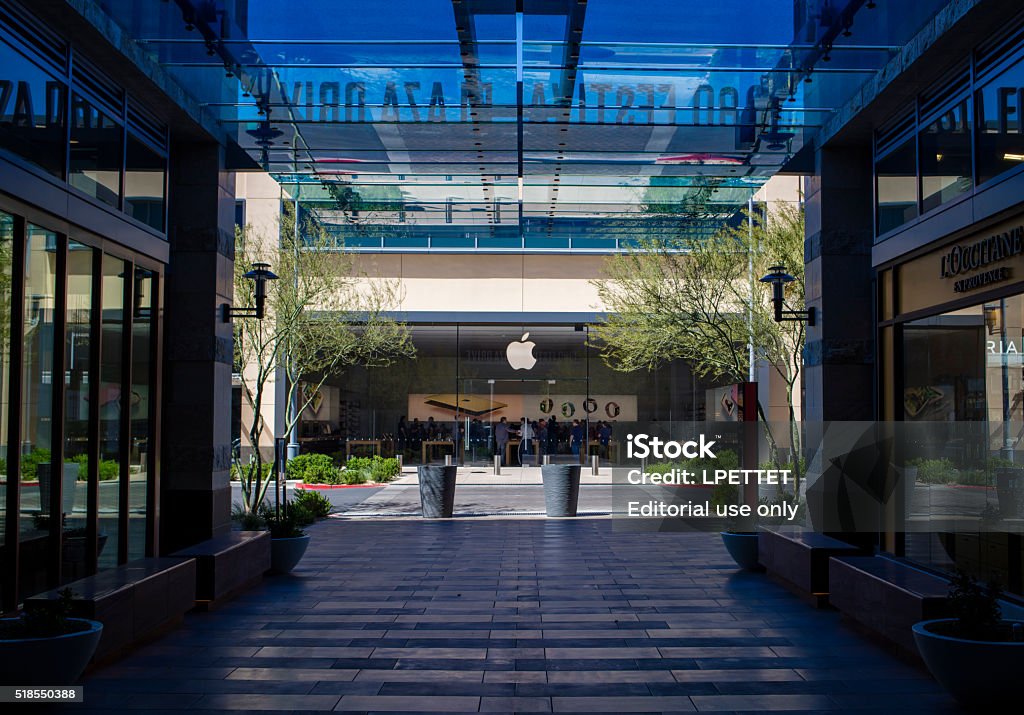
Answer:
0, 206, 159, 609
0, 25, 167, 233
883, 217, 1024, 597
295, 323, 717, 467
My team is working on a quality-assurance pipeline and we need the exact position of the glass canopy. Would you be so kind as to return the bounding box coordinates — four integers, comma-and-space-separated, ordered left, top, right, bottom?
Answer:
101, 0, 949, 249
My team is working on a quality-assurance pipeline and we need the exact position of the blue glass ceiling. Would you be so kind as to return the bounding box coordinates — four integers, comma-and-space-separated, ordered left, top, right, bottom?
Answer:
100, 0, 949, 249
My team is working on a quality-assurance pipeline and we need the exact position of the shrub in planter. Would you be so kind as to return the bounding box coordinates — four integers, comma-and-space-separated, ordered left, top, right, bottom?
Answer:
913, 571, 1024, 707
0, 588, 103, 685
370, 456, 401, 483
287, 453, 339, 484
293, 489, 332, 518
20, 448, 51, 481
262, 501, 311, 574
910, 458, 958, 484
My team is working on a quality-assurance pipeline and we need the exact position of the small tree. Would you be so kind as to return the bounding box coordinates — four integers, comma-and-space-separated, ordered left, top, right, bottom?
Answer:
233, 204, 414, 512
591, 202, 806, 489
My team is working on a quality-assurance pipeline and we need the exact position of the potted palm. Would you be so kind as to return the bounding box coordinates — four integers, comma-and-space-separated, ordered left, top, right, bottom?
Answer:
912, 571, 1024, 707
0, 588, 103, 685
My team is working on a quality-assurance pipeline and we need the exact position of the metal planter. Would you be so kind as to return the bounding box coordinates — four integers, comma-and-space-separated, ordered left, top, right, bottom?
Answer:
542, 464, 581, 517
418, 465, 458, 518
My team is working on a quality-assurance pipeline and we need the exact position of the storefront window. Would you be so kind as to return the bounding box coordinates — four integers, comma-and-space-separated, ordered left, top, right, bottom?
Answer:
0, 213, 13, 560
70, 94, 122, 209
124, 134, 165, 231
99, 254, 124, 567
0, 39, 67, 179
284, 324, 714, 469
902, 296, 1024, 594
976, 58, 1024, 185
876, 137, 918, 234
19, 225, 57, 597
63, 240, 94, 582
920, 99, 973, 212
128, 268, 153, 560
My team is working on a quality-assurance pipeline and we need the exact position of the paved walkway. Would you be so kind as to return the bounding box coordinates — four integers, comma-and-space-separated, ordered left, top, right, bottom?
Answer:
64, 518, 963, 714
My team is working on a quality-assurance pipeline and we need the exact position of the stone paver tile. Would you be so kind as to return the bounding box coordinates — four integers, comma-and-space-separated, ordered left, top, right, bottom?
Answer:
690, 694, 840, 711
253, 646, 374, 658
334, 694, 480, 711
193, 693, 342, 710
481, 695, 553, 711
354, 669, 484, 682
227, 668, 360, 681
551, 695, 696, 711
672, 668, 803, 682
370, 647, 487, 658
543, 647, 663, 659
484, 670, 548, 683
547, 670, 676, 683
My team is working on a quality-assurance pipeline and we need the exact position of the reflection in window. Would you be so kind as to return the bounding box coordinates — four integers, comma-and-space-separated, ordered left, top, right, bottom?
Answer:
129, 269, 153, 560
63, 241, 94, 582
976, 60, 1024, 185
99, 254, 125, 568
0, 39, 67, 178
901, 297, 1024, 596
920, 99, 972, 212
125, 135, 165, 231
0, 213, 12, 563
876, 138, 918, 234
19, 225, 57, 597
70, 94, 122, 209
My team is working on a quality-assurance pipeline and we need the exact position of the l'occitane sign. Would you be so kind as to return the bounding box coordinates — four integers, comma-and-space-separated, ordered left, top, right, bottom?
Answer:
897, 217, 1024, 315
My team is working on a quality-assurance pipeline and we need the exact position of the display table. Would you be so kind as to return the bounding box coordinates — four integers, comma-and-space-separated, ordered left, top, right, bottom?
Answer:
346, 439, 381, 458
588, 440, 620, 463
422, 440, 455, 464
505, 439, 541, 466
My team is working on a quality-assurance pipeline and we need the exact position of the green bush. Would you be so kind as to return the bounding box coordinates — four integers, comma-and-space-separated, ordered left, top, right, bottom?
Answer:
293, 488, 332, 518
67, 454, 120, 481
20, 448, 50, 480
287, 453, 339, 484
232, 502, 265, 530
911, 458, 958, 484
0, 457, 6, 474
340, 468, 368, 485
342, 455, 400, 483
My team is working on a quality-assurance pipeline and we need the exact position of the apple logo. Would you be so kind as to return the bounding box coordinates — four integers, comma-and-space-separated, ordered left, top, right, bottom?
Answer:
506, 332, 537, 370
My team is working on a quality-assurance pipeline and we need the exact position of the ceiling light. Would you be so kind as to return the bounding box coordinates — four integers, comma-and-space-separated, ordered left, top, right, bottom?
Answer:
1004, 153, 1024, 161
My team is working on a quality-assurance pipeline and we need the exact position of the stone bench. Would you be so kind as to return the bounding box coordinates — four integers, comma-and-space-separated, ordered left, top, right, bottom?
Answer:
26, 557, 196, 662
171, 530, 270, 607
829, 555, 951, 655
759, 528, 866, 606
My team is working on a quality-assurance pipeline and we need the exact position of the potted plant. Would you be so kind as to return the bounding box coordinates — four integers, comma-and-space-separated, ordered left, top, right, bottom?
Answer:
541, 463, 581, 517
418, 464, 457, 518
262, 501, 313, 574
713, 479, 761, 570
912, 571, 1024, 707
0, 588, 103, 685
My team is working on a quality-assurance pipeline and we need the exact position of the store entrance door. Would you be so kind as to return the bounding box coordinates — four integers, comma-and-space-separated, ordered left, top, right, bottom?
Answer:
458, 378, 591, 469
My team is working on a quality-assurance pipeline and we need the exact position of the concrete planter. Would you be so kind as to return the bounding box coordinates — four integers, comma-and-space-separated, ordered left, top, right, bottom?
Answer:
270, 535, 311, 574
720, 531, 762, 570
418, 465, 457, 518
912, 618, 1024, 707
0, 618, 103, 684
541, 465, 581, 517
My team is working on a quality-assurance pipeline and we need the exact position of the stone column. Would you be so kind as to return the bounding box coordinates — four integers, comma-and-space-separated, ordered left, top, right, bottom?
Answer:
161, 142, 236, 553
803, 145, 875, 422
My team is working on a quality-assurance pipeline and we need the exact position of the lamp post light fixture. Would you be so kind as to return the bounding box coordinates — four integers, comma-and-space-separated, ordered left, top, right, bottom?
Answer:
223, 262, 279, 322
759, 265, 815, 326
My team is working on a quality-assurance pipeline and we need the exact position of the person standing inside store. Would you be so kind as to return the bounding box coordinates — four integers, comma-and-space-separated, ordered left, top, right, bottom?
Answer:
495, 416, 510, 465
570, 419, 585, 461
598, 420, 612, 460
